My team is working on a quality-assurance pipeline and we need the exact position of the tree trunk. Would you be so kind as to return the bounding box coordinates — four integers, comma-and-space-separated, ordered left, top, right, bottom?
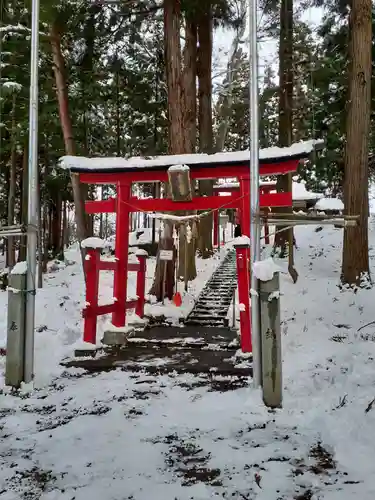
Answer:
50, 21, 88, 269
51, 192, 63, 259
341, 0, 371, 285
7, 92, 17, 269
197, 6, 214, 258
215, 0, 246, 151
183, 16, 197, 152
61, 200, 67, 251
42, 201, 50, 273
164, 0, 185, 154
150, 0, 184, 300
274, 0, 296, 282
177, 15, 197, 282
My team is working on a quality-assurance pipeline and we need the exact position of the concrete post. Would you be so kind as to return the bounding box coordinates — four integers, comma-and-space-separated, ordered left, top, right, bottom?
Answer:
6, 272, 27, 387
259, 272, 282, 408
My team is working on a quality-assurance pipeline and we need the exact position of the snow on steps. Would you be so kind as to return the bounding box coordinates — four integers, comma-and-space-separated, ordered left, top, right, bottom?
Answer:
185, 250, 237, 327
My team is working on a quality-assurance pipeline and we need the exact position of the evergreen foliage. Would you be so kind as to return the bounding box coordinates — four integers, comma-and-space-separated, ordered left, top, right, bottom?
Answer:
0, 0, 374, 262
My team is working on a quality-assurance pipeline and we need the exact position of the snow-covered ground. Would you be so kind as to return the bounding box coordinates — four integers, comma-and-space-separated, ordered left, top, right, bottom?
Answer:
0, 241, 220, 386
1, 222, 375, 499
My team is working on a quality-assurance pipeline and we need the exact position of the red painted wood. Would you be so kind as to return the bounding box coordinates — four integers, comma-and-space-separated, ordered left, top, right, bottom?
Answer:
99, 260, 117, 271
261, 191, 292, 207
128, 262, 140, 272
85, 198, 116, 214
127, 194, 238, 211
124, 192, 291, 213
79, 159, 299, 185
112, 183, 131, 327
126, 299, 137, 310
260, 184, 275, 193
85, 184, 280, 214
83, 299, 138, 319
235, 245, 252, 353
98, 260, 139, 272
83, 248, 100, 344
84, 191, 292, 215
83, 302, 117, 318
135, 254, 147, 317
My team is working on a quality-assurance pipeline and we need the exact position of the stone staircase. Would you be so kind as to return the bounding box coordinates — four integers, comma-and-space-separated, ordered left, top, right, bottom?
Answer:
185, 249, 237, 327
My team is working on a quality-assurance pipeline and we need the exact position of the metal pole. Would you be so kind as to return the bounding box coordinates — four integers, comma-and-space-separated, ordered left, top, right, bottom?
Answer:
24, 0, 40, 383
249, 0, 262, 387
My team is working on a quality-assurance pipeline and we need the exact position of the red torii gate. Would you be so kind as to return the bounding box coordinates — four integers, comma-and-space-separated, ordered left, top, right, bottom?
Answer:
61, 143, 315, 348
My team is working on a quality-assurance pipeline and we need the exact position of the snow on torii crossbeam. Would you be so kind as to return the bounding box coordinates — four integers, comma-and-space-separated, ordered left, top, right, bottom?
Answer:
59, 140, 321, 347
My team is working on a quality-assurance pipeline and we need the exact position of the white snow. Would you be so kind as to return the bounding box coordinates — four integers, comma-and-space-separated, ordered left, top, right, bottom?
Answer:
59, 139, 323, 171
168, 164, 190, 171
2, 81, 22, 92
135, 248, 149, 257
1, 223, 375, 498
102, 322, 135, 335
315, 197, 344, 211
81, 237, 105, 249
233, 235, 250, 246
268, 290, 281, 301
0, 24, 30, 33
253, 257, 282, 281
10, 261, 27, 275
292, 180, 323, 201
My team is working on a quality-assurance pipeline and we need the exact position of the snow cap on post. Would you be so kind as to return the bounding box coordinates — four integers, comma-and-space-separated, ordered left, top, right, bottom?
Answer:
253, 258, 282, 282
10, 261, 28, 275
167, 164, 190, 172
135, 249, 148, 257
314, 197, 344, 212
81, 237, 106, 249
233, 236, 250, 248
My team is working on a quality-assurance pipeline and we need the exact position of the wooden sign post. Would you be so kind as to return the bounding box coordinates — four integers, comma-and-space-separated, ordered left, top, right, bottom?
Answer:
160, 249, 173, 304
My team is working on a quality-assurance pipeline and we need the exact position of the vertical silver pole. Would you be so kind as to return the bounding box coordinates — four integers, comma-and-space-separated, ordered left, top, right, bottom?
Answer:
24, 0, 40, 383
249, 0, 262, 387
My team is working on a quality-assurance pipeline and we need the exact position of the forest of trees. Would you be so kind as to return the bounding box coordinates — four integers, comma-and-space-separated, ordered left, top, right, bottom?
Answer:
0, 0, 373, 293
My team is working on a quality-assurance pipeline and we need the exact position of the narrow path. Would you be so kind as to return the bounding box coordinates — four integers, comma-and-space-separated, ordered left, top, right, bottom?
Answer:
185, 249, 237, 327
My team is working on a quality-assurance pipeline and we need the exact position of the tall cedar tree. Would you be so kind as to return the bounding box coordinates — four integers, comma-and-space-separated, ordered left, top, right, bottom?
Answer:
341, 0, 372, 285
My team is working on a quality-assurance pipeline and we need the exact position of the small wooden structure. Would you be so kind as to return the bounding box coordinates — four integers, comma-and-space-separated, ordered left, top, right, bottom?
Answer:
60, 141, 319, 350
82, 240, 147, 344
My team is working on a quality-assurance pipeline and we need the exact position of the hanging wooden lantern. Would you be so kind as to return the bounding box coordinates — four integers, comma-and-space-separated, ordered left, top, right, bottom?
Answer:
167, 165, 192, 201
